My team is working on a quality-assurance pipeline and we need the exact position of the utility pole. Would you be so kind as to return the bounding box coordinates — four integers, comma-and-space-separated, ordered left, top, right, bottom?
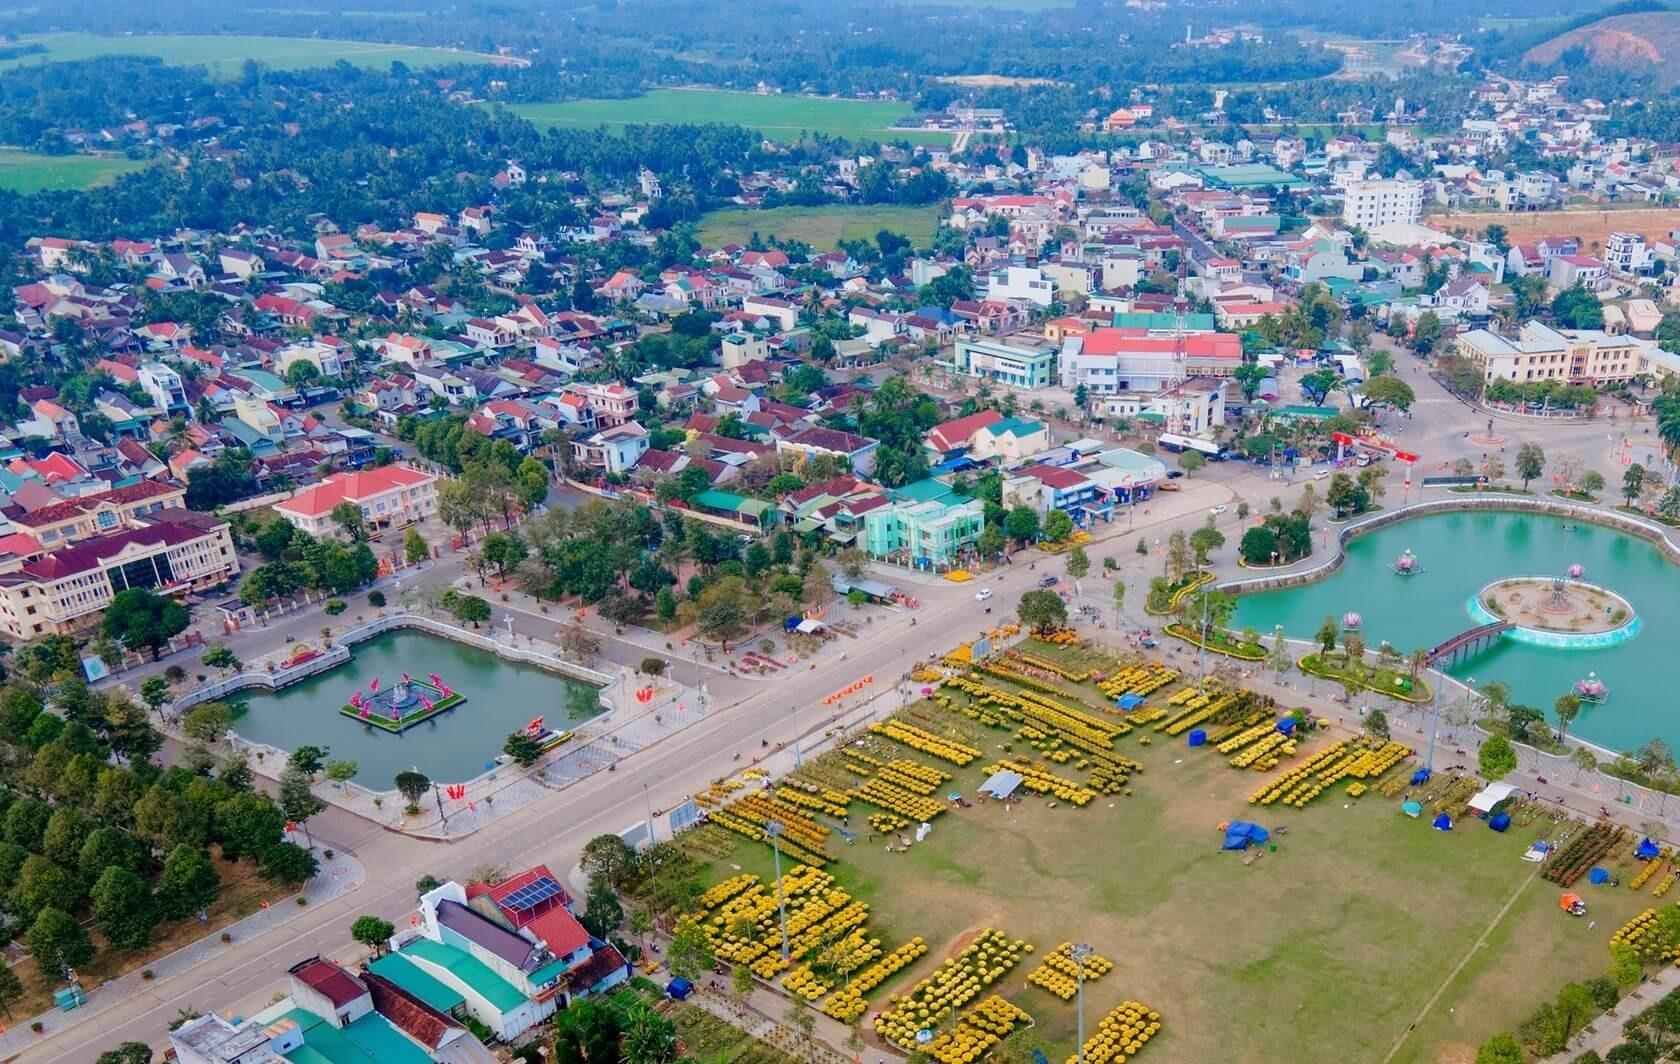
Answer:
767, 822, 790, 961
790, 704, 802, 768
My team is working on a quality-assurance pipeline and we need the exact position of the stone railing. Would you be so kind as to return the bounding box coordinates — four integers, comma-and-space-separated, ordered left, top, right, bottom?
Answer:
172, 611, 613, 718
1218, 496, 1680, 597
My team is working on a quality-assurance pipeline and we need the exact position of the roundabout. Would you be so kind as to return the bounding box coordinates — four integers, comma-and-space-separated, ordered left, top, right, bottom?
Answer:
1466, 575, 1640, 649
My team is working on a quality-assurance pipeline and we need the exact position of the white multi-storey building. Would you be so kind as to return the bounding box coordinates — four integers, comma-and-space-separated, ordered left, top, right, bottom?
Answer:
1341, 178, 1424, 230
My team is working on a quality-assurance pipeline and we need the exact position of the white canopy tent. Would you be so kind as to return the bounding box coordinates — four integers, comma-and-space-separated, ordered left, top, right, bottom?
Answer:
1468, 781, 1519, 814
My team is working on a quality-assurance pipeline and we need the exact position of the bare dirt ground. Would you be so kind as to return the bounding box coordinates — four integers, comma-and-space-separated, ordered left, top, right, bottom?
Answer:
1429, 207, 1680, 249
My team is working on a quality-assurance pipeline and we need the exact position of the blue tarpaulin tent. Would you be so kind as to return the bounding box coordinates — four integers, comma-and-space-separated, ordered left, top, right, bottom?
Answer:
1116, 694, 1145, 710
1276, 717, 1297, 735
1222, 822, 1271, 850
1589, 867, 1611, 885
1187, 729, 1208, 747
1638, 838, 1661, 860
1488, 812, 1512, 833
1432, 813, 1453, 831
1411, 768, 1432, 786
666, 978, 694, 1000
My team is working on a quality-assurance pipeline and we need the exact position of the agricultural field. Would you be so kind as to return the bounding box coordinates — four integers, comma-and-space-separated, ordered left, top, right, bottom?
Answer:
681, 635, 1653, 1064
1429, 207, 1680, 248
0, 32, 496, 76
507, 88, 951, 144
0, 149, 146, 193
695, 205, 941, 251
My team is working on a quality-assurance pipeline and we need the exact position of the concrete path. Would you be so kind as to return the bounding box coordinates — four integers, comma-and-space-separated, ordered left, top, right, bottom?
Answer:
1541, 967, 1680, 1062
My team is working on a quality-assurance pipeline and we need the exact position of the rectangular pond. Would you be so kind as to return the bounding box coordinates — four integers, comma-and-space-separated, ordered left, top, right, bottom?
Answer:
230, 630, 602, 786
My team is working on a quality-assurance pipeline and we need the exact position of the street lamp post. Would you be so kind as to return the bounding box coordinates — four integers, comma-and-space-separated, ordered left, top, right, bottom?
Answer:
1196, 587, 1210, 687
767, 822, 790, 961
1425, 659, 1444, 773
642, 782, 657, 846
790, 704, 802, 768
1071, 942, 1095, 1064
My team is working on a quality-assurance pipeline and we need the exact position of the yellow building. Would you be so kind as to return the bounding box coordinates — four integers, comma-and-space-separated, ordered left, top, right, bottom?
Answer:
0, 511, 237, 639
1456, 322, 1657, 388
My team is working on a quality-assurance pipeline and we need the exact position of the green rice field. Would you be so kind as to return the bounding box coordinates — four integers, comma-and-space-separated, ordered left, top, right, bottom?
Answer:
695, 205, 942, 250
0, 32, 496, 76
0, 149, 147, 193
507, 88, 951, 144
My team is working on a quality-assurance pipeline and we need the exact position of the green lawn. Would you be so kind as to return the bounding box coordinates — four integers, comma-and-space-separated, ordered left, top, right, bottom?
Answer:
691, 645, 1652, 1064
696, 205, 941, 250
0, 149, 146, 193
507, 88, 950, 144
0, 32, 495, 76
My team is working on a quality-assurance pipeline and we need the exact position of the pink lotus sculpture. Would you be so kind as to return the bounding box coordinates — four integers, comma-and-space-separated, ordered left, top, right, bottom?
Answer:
419, 695, 433, 712
1342, 611, 1363, 630
1568, 564, 1585, 580
369, 677, 380, 692
358, 705, 369, 719
350, 692, 363, 708
1394, 552, 1416, 573
402, 672, 412, 685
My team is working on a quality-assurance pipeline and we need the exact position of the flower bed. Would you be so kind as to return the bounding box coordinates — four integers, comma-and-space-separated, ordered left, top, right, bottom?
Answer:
985, 760, 1096, 806
870, 719, 981, 766
1164, 623, 1268, 661
1027, 942, 1114, 1000
1632, 856, 1666, 891
919, 995, 1034, 1064
854, 777, 945, 822
1145, 569, 1213, 615
1298, 654, 1432, 703
1250, 739, 1410, 807
820, 938, 930, 1022
1543, 822, 1626, 887
1074, 1000, 1164, 1063
874, 928, 1031, 1049
1098, 661, 1180, 701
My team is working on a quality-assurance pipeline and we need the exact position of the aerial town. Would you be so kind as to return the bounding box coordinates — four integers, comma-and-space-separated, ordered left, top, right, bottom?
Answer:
0, 3, 1678, 1063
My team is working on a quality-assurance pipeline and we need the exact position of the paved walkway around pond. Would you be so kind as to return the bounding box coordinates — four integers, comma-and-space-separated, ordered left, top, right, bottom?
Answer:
0, 845, 364, 1057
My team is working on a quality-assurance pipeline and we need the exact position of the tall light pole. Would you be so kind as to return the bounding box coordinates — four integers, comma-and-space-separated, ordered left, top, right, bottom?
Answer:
642, 782, 657, 846
766, 822, 790, 961
1425, 658, 1444, 773
1071, 942, 1095, 1064
1196, 588, 1210, 687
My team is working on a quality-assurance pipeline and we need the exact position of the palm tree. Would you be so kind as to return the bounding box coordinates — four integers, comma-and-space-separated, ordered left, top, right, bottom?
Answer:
1408, 648, 1430, 683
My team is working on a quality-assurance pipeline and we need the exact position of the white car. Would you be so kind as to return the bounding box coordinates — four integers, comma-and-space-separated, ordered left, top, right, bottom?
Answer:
1312, 469, 1331, 480
974, 588, 993, 602
1209, 505, 1228, 516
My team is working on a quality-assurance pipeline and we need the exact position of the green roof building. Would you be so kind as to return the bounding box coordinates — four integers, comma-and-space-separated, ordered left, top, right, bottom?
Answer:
862, 480, 987, 569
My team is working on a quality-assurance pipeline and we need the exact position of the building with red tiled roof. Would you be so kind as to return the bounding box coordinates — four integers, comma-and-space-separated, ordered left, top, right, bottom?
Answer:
926, 409, 1004, 457
6, 478, 186, 547
0, 510, 237, 639
273, 465, 437, 538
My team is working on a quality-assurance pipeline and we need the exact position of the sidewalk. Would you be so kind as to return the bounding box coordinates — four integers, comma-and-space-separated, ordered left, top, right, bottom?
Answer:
1541, 967, 1680, 1062
0, 845, 364, 1056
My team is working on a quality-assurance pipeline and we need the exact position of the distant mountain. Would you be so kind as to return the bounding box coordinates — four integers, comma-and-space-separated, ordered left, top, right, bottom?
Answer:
1523, 11, 1680, 85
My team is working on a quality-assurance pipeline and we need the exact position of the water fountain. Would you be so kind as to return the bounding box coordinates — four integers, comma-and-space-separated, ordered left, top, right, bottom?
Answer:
1390, 549, 1421, 576
1574, 672, 1609, 704
340, 670, 462, 732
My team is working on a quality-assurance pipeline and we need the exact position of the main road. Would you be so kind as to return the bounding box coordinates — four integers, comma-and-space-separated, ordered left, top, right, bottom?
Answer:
26, 481, 1228, 1061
